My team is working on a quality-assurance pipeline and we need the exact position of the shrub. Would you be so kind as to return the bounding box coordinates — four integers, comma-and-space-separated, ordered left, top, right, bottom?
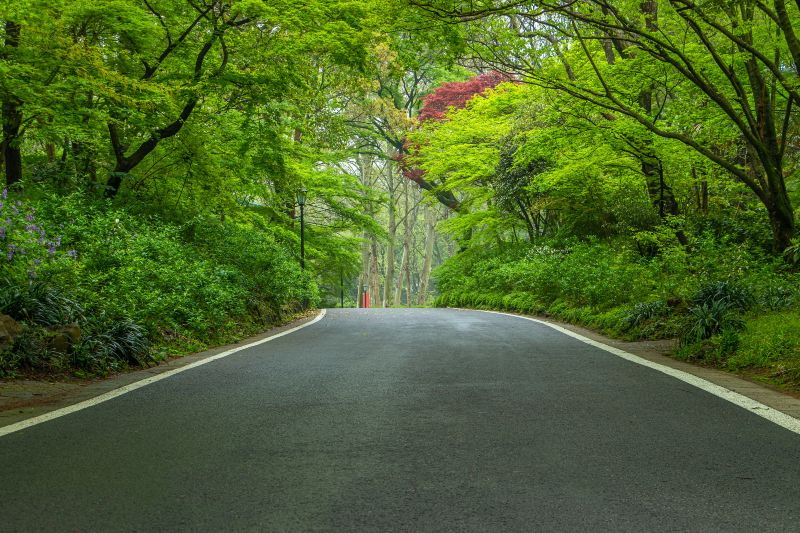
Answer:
758, 285, 796, 311
623, 300, 668, 329
0, 188, 76, 283
81, 318, 152, 367
681, 300, 744, 345
727, 313, 800, 369
0, 190, 319, 377
691, 280, 755, 312
0, 280, 83, 327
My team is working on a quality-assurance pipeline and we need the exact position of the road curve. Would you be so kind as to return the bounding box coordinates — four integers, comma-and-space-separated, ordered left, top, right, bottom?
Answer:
1, 308, 798, 532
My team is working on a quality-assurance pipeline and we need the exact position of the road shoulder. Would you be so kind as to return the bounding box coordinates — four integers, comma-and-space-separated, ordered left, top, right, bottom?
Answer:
0, 310, 323, 428
520, 311, 800, 423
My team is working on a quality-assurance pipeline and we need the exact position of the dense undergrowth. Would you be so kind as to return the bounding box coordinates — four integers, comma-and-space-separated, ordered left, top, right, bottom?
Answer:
434, 238, 800, 391
0, 188, 318, 378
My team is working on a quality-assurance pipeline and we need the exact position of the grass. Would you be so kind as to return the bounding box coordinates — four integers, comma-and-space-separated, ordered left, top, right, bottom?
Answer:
728, 312, 800, 389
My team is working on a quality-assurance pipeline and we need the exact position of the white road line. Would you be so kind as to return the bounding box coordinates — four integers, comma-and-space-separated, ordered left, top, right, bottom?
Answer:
471, 309, 800, 436
0, 309, 327, 438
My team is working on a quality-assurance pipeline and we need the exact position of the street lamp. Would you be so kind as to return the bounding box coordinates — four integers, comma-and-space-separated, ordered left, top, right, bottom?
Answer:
296, 187, 307, 270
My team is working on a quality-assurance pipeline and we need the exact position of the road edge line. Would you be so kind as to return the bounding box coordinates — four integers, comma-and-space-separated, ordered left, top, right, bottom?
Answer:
0, 309, 327, 439
466, 308, 800, 436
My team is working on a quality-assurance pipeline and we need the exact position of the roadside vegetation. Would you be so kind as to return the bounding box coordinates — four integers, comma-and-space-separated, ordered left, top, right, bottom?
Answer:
0, 187, 318, 377
434, 241, 800, 390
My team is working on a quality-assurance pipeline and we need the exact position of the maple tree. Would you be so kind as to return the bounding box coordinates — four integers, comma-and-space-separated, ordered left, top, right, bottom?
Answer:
418, 71, 510, 123
401, 70, 511, 210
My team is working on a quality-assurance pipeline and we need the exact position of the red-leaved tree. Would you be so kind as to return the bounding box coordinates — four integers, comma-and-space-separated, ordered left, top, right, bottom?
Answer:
418, 71, 510, 123
400, 71, 511, 210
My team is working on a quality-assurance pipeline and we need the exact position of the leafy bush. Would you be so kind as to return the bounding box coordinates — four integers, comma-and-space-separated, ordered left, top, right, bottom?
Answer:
623, 301, 668, 329
725, 312, 800, 387
435, 237, 799, 350
0, 280, 83, 327
691, 281, 754, 312
681, 300, 744, 345
0, 191, 319, 377
81, 319, 152, 367
758, 285, 796, 311
0, 188, 76, 282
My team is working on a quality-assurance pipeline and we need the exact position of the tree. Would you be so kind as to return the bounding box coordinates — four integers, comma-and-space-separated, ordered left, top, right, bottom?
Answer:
399, 70, 512, 210
410, 0, 800, 252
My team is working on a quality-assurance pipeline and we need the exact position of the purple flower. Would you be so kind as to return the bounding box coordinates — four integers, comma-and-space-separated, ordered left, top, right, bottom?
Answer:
11, 205, 18, 215
25, 213, 34, 223
47, 243, 56, 256
7, 244, 15, 261
0, 226, 5, 239
67, 249, 78, 258
1, 188, 6, 200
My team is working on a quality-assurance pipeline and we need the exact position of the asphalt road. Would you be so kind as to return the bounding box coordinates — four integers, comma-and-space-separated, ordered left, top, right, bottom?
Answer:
1, 308, 799, 532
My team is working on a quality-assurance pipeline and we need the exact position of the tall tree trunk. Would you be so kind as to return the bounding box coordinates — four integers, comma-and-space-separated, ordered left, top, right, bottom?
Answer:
416, 205, 437, 305
394, 179, 410, 305
383, 166, 397, 307
405, 254, 412, 308
765, 172, 795, 252
370, 237, 380, 307
358, 232, 371, 308
394, 245, 407, 306
2, 20, 23, 187
404, 186, 419, 307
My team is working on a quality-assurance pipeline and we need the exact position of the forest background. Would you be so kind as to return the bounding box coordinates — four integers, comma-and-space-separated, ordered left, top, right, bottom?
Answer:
2, 0, 800, 392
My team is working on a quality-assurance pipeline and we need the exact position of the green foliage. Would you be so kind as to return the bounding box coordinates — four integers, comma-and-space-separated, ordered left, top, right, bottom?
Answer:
623, 301, 668, 329
681, 301, 744, 346
727, 313, 800, 387
435, 236, 800, 342
84, 319, 152, 367
0, 188, 76, 283
0, 190, 318, 377
691, 281, 755, 313
0, 280, 82, 327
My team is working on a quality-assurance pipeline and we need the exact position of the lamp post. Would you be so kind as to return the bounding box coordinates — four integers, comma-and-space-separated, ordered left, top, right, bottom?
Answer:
296, 187, 306, 270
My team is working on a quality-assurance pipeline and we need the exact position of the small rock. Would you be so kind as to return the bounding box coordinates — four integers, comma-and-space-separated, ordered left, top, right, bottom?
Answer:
48, 324, 81, 354
0, 314, 22, 349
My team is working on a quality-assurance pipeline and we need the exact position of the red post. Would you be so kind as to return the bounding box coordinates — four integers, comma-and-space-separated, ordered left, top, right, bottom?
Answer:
362, 290, 370, 308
